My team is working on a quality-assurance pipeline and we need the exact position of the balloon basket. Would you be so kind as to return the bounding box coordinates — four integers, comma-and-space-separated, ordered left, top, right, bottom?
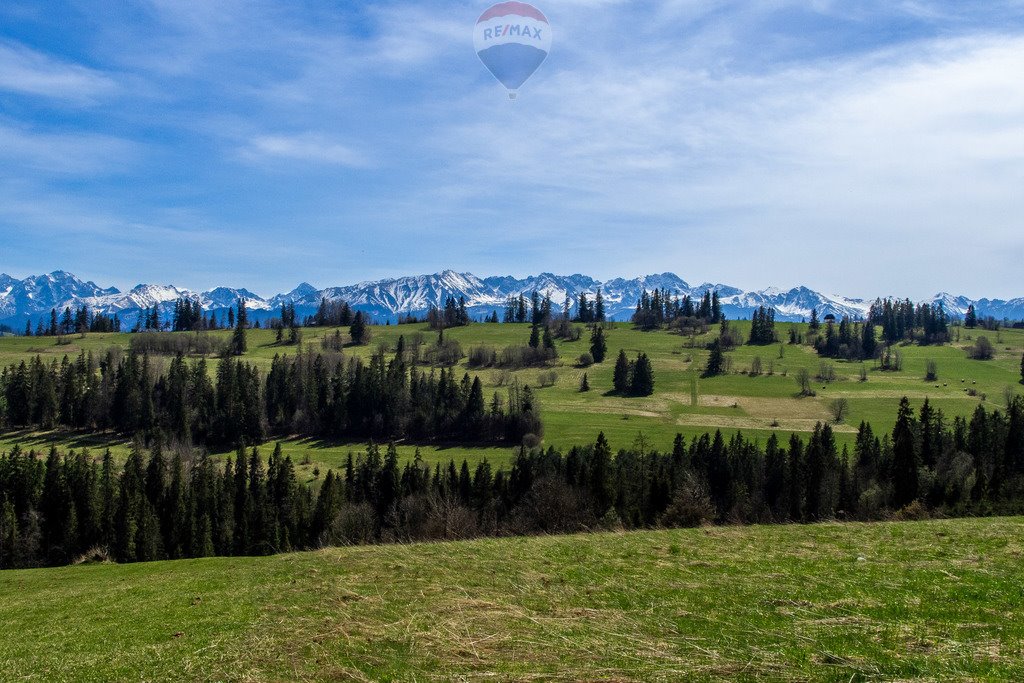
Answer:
508, 92, 518, 101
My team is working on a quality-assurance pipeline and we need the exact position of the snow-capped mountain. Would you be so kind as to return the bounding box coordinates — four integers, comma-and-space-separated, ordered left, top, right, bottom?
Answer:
0, 271, 118, 321
1, 270, 1022, 330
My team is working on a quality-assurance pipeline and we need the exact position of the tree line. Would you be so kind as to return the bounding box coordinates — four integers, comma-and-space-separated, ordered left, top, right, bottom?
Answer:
632, 289, 724, 331
0, 341, 542, 447
3, 395, 1022, 569
25, 306, 122, 337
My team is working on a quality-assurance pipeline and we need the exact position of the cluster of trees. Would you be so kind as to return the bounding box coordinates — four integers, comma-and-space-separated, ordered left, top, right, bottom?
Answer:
574, 291, 606, 324
266, 345, 541, 442
632, 289, 724, 331
868, 298, 950, 345
747, 306, 777, 345
963, 304, 1003, 331
427, 297, 471, 330
311, 299, 355, 328
26, 307, 122, 337
811, 317, 879, 361
0, 341, 541, 447
171, 299, 212, 332
4, 395, 1022, 569
612, 350, 655, 396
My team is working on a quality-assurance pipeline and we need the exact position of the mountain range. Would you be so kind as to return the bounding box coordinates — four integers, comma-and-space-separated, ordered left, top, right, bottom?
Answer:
1, 270, 1022, 332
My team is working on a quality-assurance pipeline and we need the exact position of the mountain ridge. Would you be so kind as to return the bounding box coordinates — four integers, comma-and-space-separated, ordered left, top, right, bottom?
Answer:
1, 270, 1022, 330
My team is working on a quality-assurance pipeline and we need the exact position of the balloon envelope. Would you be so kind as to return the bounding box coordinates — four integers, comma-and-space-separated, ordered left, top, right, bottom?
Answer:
474, 2, 551, 95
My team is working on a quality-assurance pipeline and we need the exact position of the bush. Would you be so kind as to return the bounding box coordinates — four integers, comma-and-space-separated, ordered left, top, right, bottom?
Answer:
129, 332, 226, 356
925, 359, 938, 382
467, 345, 498, 368
660, 477, 715, 528
968, 336, 995, 360
829, 398, 850, 424
577, 352, 594, 368
537, 370, 558, 388
424, 338, 463, 366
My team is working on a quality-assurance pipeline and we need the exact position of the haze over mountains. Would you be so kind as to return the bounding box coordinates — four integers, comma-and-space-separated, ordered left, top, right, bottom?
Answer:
1, 270, 1022, 330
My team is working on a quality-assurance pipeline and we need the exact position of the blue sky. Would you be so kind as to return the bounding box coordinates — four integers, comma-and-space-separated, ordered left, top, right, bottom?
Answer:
1, 0, 1023, 299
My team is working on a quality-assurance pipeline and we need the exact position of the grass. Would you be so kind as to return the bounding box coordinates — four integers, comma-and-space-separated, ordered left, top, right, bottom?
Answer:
1, 516, 1022, 681
2, 322, 1023, 471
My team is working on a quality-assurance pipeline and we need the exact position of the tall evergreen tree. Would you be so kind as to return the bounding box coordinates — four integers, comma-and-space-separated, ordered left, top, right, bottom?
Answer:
589, 325, 607, 363
892, 397, 918, 507
613, 350, 630, 393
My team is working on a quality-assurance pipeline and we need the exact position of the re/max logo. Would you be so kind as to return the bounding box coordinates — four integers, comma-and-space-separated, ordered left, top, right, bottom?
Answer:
482, 24, 543, 41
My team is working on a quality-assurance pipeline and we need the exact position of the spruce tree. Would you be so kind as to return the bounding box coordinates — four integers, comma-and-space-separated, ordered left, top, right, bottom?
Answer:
589, 325, 607, 363
964, 304, 977, 329
230, 299, 248, 356
350, 311, 367, 345
631, 353, 655, 396
528, 324, 540, 349
594, 289, 606, 323
579, 373, 590, 393
703, 339, 725, 377
613, 350, 630, 393
892, 397, 918, 507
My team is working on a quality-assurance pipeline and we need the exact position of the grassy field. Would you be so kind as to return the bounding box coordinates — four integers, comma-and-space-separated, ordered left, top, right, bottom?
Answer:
0, 516, 1021, 681
2, 322, 1022, 473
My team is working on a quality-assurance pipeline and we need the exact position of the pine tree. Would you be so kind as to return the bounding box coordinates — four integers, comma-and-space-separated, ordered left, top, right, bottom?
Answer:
703, 339, 725, 377
230, 299, 248, 356
613, 350, 630, 393
542, 326, 555, 351
892, 397, 918, 507
630, 353, 655, 396
589, 325, 607, 363
809, 308, 820, 332
964, 304, 978, 329
579, 373, 590, 392
594, 289, 606, 323
528, 324, 540, 349
350, 311, 367, 345
591, 432, 614, 513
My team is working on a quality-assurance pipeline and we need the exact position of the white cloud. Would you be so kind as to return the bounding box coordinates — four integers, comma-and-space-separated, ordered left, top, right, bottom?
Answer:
242, 133, 368, 167
0, 41, 117, 101
0, 120, 137, 174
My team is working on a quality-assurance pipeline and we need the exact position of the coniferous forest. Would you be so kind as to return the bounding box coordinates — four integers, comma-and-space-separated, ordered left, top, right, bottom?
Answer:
2, 394, 1022, 569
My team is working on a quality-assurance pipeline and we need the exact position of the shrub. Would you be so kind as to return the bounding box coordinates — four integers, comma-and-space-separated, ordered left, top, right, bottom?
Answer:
829, 398, 850, 424
660, 477, 715, 528
537, 370, 558, 388
577, 352, 594, 368
968, 336, 995, 360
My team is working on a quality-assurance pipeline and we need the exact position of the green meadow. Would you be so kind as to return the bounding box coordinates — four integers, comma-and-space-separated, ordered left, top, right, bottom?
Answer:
2, 321, 1022, 476
1, 516, 1021, 681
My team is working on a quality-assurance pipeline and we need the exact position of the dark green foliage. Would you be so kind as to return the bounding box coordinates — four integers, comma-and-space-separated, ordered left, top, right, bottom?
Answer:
703, 339, 725, 377
747, 306, 776, 345
965, 304, 978, 329
589, 325, 607, 363
229, 299, 248, 356
630, 353, 655, 396
3, 396, 1024, 569
613, 350, 630, 393
892, 397, 918, 507
349, 311, 368, 345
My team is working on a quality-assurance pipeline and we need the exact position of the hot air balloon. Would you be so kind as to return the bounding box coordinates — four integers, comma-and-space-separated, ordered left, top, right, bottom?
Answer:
473, 2, 551, 99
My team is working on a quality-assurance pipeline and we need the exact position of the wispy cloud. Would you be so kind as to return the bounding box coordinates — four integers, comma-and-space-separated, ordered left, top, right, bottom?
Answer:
0, 40, 117, 101
241, 133, 369, 168
0, 119, 137, 174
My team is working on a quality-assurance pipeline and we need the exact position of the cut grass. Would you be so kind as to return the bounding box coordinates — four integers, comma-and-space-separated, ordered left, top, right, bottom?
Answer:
1, 517, 1022, 681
